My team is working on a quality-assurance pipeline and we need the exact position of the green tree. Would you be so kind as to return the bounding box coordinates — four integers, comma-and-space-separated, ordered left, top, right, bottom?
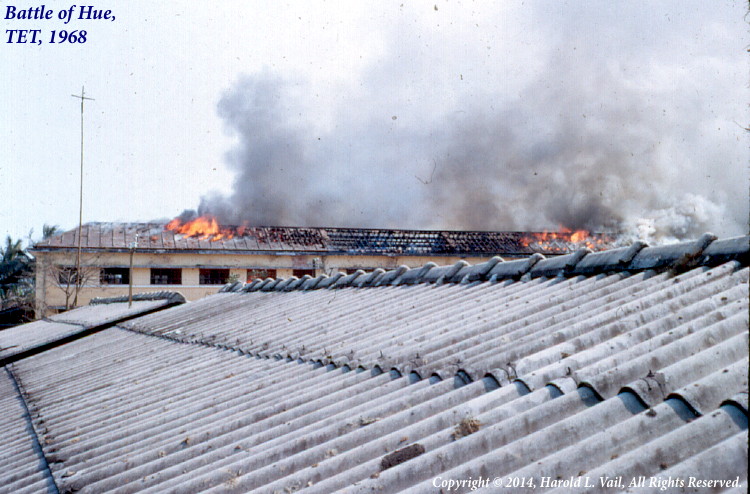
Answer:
0, 235, 35, 325
42, 224, 59, 239
0, 236, 32, 298
1, 225, 59, 320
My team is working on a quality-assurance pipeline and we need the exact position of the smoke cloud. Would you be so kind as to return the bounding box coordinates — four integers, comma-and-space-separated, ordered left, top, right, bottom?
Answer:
187, 5, 747, 242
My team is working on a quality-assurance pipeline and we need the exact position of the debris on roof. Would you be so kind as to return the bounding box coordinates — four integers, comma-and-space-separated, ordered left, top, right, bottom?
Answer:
1, 234, 747, 493
31, 222, 615, 256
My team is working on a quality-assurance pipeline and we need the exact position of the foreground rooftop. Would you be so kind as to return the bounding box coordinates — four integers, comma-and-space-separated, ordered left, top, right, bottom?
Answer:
1, 234, 748, 493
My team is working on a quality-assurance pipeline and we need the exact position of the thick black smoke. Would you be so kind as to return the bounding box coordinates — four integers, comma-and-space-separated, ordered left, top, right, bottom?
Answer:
189, 63, 738, 243
168, 2, 748, 242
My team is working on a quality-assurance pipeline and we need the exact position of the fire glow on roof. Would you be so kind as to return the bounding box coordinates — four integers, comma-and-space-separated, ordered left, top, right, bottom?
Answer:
34, 220, 616, 256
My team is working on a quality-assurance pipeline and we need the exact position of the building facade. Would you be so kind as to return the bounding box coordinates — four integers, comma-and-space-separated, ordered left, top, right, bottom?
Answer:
30, 222, 589, 317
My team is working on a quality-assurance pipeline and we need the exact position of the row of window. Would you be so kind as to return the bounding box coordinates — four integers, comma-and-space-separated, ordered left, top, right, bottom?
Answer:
59, 267, 319, 286
58, 267, 371, 286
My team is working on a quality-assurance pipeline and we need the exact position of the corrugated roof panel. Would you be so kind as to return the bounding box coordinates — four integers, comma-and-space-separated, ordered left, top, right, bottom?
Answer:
123, 262, 748, 382
545, 404, 747, 494
1, 297, 182, 364
0, 320, 84, 362
11, 317, 745, 493
0, 368, 56, 494
638, 430, 748, 494
3, 237, 747, 492
48, 300, 170, 327
8, 331, 442, 491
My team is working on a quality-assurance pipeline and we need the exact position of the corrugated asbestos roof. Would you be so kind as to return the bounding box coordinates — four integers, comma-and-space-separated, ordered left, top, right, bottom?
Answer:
0, 292, 185, 365
1, 234, 748, 493
30, 222, 611, 256
0, 367, 56, 494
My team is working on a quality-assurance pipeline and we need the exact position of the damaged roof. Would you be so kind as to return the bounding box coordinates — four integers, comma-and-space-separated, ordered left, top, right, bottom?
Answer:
30, 222, 612, 256
1, 234, 748, 493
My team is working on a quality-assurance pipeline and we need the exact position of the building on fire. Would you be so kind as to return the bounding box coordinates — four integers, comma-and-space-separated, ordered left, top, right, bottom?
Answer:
29, 220, 612, 317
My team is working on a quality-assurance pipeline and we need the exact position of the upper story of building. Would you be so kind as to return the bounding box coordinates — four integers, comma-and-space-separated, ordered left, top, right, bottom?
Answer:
29, 221, 613, 314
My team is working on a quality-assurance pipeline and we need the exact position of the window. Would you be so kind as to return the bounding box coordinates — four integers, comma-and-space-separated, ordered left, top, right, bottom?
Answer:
100, 267, 129, 285
151, 268, 182, 285
292, 269, 315, 278
247, 269, 276, 281
199, 268, 229, 285
57, 267, 82, 285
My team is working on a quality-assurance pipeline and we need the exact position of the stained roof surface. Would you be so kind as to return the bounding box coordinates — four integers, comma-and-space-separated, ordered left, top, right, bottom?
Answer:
0, 367, 56, 494
1, 234, 748, 493
0, 293, 184, 365
31, 222, 612, 256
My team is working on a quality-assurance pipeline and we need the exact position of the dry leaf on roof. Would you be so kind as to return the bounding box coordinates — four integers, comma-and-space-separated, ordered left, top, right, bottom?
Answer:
452, 417, 481, 440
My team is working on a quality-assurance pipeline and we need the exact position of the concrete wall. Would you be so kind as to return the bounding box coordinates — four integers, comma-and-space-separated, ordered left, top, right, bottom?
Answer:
33, 250, 503, 317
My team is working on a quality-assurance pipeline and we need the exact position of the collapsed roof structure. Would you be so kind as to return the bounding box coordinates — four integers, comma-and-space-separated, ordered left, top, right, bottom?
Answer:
1, 233, 748, 493
32, 222, 611, 256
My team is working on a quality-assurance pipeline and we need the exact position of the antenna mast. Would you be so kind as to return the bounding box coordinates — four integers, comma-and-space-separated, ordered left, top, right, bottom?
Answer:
71, 86, 94, 308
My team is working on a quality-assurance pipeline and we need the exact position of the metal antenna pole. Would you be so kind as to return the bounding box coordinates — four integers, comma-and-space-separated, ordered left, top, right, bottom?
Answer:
71, 86, 94, 308
128, 234, 138, 308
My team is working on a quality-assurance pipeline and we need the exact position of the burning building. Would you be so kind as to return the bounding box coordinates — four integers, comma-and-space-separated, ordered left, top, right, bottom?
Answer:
29, 218, 612, 317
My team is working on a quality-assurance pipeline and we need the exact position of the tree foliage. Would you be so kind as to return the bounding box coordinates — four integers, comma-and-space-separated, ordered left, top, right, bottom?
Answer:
1, 225, 60, 322
0, 235, 33, 301
42, 224, 59, 239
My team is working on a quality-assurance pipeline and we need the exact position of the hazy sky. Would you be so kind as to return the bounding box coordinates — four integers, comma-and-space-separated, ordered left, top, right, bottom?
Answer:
1, 1, 747, 245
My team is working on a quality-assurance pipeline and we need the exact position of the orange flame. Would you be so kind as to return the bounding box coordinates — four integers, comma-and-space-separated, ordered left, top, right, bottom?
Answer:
520, 226, 612, 253
165, 215, 234, 241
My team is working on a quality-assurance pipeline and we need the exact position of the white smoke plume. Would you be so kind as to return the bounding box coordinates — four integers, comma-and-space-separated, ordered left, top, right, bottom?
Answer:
182, 4, 747, 243
621, 194, 727, 245
186, 68, 743, 243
